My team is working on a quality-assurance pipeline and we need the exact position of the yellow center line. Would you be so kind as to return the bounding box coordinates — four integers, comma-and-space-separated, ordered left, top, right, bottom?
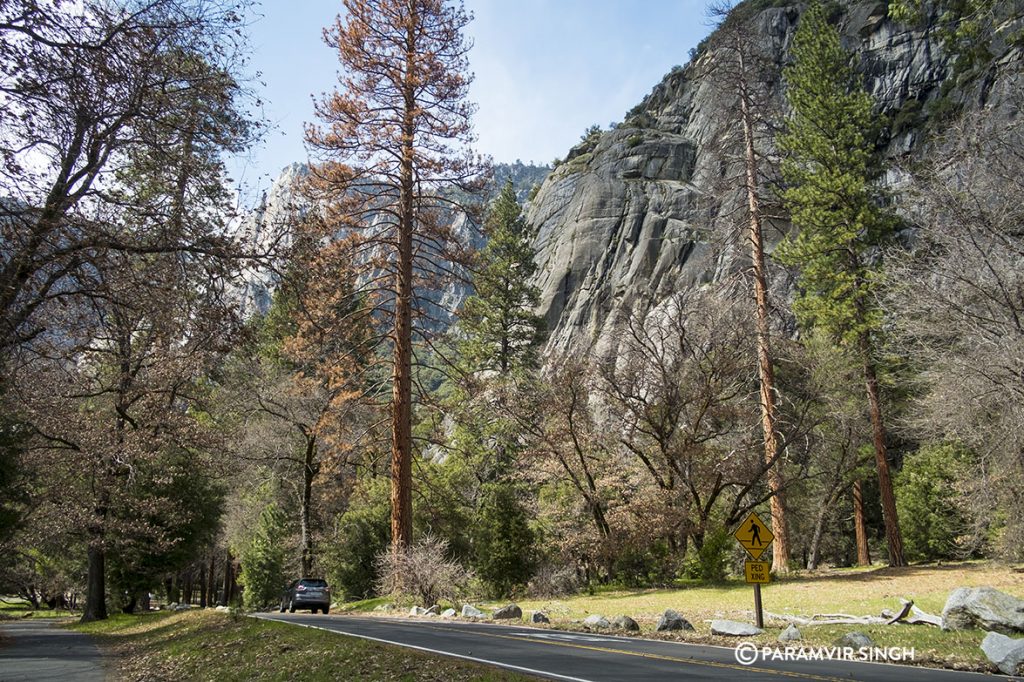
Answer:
413, 623, 847, 682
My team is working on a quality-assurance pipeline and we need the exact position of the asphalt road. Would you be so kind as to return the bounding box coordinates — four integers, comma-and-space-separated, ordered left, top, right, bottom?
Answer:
0, 619, 104, 682
256, 613, 999, 681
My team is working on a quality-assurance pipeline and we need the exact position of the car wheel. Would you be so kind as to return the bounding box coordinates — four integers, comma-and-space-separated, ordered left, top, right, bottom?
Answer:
311, 607, 318, 614
288, 600, 296, 614
323, 606, 329, 615
279, 602, 286, 613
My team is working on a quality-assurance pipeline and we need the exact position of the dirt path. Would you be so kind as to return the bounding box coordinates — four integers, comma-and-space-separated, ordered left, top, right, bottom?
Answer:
0, 619, 105, 682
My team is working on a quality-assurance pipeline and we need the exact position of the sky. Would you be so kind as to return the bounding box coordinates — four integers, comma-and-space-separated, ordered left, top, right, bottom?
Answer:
232, 0, 716, 201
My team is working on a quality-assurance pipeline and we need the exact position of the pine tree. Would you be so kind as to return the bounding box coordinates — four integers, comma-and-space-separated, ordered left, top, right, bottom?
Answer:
776, 1, 905, 566
308, 0, 484, 554
458, 180, 545, 376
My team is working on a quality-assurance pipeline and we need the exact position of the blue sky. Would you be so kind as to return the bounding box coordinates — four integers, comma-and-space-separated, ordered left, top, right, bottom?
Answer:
233, 0, 715, 200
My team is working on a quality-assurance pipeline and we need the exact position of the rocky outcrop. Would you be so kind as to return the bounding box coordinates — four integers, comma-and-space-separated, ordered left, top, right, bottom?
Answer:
523, 0, 1021, 359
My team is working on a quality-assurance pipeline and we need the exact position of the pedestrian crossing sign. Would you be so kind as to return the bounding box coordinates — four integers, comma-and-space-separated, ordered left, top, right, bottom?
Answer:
734, 511, 773, 560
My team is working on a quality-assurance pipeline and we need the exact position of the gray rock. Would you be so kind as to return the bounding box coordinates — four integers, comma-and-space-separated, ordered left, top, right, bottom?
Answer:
424, 605, 440, 616
942, 587, 1024, 634
711, 620, 764, 637
493, 603, 523, 620
440, 608, 457, 618
409, 606, 427, 616
778, 624, 801, 642
173, 603, 192, 611
214, 605, 229, 612
461, 604, 484, 618
612, 615, 640, 632
583, 614, 610, 629
656, 609, 694, 632
836, 632, 875, 649
532, 611, 550, 624
981, 631, 1024, 676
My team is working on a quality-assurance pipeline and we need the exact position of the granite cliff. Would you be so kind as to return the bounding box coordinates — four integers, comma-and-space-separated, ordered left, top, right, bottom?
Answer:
524, 0, 1022, 357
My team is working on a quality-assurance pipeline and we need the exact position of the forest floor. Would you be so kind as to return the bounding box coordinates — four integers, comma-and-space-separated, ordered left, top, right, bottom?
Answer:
69, 609, 535, 681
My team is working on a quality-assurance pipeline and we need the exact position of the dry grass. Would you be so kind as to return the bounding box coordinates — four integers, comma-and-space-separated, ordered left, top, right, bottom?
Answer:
473, 561, 1024, 673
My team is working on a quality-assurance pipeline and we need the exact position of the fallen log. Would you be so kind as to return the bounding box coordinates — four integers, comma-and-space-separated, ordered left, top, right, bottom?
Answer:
766, 597, 941, 628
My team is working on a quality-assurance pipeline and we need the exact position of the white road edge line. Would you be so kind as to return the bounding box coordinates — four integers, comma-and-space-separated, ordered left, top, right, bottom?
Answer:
252, 614, 596, 682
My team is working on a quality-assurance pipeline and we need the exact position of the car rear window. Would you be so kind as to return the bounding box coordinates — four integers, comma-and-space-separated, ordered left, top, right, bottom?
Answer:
299, 579, 327, 587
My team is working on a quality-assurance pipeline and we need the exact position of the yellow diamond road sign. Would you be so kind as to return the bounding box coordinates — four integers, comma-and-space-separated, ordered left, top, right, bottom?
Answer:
734, 511, 773, 560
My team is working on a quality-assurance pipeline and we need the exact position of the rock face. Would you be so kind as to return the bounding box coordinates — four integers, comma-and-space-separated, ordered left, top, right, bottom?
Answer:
711, 620, 764, 637
583, 614, 611, 629
612, 615, 641, 632
981, 631, 1024, 676
461, 604, 484, 618
942, 587, 1024, 634
836, 631, 875, 649
778, 624, 801, 642
657, 609, 694, 632
523, 0, 1020, 359
493, 603, 523, 620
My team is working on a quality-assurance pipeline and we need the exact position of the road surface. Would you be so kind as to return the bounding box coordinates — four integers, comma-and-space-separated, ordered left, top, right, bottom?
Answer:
0, 619, 104, 682
256, 613, 996, 681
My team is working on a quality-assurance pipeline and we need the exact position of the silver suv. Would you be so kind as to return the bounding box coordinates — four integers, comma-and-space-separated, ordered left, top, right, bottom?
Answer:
280, 578, 331, 614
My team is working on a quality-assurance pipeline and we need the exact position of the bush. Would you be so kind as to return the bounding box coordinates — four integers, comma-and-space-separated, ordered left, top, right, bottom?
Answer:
375, 535, 473, 606
322, 477, 391, 600
683, 528, 730, 582
610, 538, 674, 587
238, 502, 288, 609
896, 443, 974, 561
526, 563, 579, 598
471, 483, 536, 597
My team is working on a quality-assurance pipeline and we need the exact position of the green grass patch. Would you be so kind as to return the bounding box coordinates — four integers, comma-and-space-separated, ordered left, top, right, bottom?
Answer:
0, 597, 77, 620
70, 610, 536, 681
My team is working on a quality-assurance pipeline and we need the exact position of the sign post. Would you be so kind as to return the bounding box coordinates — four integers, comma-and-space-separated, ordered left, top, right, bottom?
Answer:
734, 511, 773, 628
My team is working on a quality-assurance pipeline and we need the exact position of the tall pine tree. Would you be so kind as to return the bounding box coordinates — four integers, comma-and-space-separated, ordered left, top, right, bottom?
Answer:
776, 1, 906, 566
459, 179, 545, 376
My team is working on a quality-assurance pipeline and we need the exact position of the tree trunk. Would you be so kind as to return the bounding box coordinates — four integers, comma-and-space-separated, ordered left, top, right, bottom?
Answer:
199, 564, 207, 608
853, 479, 871, 567
80, 542, 107, 622
207, 553, 217, 606
220, 550, 233, 607
808, 491, 834, 570
860, 335, 906, 567
301, 436, 317, 576
390, 18, 418, 555
737, 42, 790, 573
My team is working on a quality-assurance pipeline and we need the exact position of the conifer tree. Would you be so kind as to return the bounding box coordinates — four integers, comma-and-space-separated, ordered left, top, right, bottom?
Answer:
776, 1, 905, 566
458, 180, 545, 376
307, 0, 485, 553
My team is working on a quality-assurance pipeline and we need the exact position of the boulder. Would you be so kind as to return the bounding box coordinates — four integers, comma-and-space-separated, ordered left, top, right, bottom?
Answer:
461, 604, 484, 618
493, 603, 523, 620
711, 620, 764, 637
836, 631, 874, 649
981, 631, 1024, 676
440, 608, 457, 618
942, 587, 1024, 634
214, 605, 229, 612
583, 614, 610, 629
778, 624, 801, 642
174, 603, 192, 611
612, 615, 640, 632
532, 611, 550, 624
656, 609, 694, 632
